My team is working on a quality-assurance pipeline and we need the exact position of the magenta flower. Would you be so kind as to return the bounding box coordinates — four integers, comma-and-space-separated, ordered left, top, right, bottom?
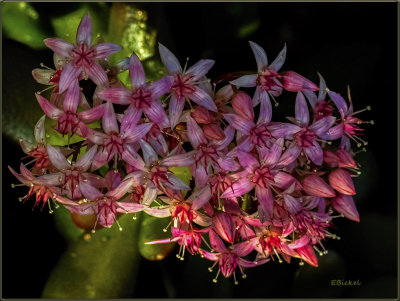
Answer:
44, 13, 122, 93
36, 145, 103, 200
324, 88, 370, 150
86, 102, 153, 170
331, 193, 360, 222
277, 92, 336, 166
123, 140, 193, 205
158, 43, 218, 128
224, 91, 276, 151
221, 138, 299, 219
230, 41, 318, 106
36, 81, 105, 137
66, 179, 146, 230
98, 52, 173, 128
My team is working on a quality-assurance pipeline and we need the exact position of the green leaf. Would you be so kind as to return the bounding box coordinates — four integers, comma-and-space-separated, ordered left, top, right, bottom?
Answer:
53, 206, 85, 243
170, 166, 192, 187
42, 213, 142, 298
138, 214, 176, 261
2, 2, 50, 49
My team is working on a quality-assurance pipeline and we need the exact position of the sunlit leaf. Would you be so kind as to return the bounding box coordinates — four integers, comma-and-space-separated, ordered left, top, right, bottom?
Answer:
2, 2, 50, 49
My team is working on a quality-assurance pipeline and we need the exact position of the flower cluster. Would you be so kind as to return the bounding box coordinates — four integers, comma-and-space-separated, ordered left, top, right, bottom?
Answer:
10, 14, 371, 284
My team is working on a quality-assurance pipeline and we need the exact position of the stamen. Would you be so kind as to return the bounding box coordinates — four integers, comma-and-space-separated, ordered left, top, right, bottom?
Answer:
299, 260, 304, 266
132, 213, 137, 220
47, 199, 54, 214
233, 271, 239, 285
273, 248, 283, 263
36, 85, 55, 95
163, 220, 172, 232
40, 63, 52, 70
268, 92, 279, 107
183, 57, 190, 74
212, 269, 221, 283
352, 106, 371, 115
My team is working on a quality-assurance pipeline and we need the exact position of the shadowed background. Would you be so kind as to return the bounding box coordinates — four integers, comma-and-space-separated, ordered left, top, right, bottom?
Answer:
2, 2, 398, 298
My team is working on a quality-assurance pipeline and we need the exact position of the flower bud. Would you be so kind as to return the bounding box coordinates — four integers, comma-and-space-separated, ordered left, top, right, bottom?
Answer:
329, 168, 356, 195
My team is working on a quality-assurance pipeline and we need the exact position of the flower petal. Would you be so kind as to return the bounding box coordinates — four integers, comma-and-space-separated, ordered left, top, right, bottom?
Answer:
107, 177, 137, 200
304, 141, 323, 166
262, 137, 284, 167
120, 105, 142, 133
189, 86, 218, 112
122, 149, 146, 171
332, 193, 359, 222
75, 145, 98, 171
328, 91, 348, 117
47, 144, 70, 170
58, 64, 82, 94
169, 95, 185, 129
274, 172, 297, 190
269, 43, 287, 72
102, 102, 119, 135
94, 42, 122, 59
78, 104, 105, 123
283, 194, 303, 215
34, 115, 46, 144
309, 116, 336, 137
329, 168, 356, 195
268, 122, 301, 138
223, 113, 254, 135
163, 174, 190, 190
189, 185, 212, 211
142, 186, 158, 205
221, 178, 254, 198
295, 92, 309, 127
44, 38, 74, 58
237, 150, 260, 170
98, 88, 131, 105
158, 43, 182, 74
32, 68, 53, 85
76, 13, 92, 45
230, 74, 258, 88
140, 139, 158, 166
186, 116, 207, 148
232, 92, 254, 121
79, 181, 103, 200
212, 212, 235, 243
186, 59, 215, 81
63, 80, 80, 113
249, 41, 268, 70
148, 75, 174, 98
161, 151, 195, 167
257, 90, 273, 124
278, 143, 301, 166
209, 230, 227, 253
129, 52, 146, 89
144, 100, 169, 128
122, 123, 152, 143
282, 71, 318, 92
256, 186, 274, 217
303, 175, 335, 197
85, 62, 109, 88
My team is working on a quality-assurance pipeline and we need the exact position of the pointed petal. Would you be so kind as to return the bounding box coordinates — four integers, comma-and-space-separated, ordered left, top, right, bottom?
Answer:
303, 89, 317, 108
237, 150, 260, 170
317, 73, 327, 100
188, 186, 211, 210
303, 175, 336, 197
169, 95, 185, 129
117, 203, 146, 214
263, 138, 284, 167
129, 52, 146, 89
94, 42, 122, 59
32, 68, 53, 85
212, 212, 235, 243
282, 71, 319, 92
319, 123, 344, 141
85, 62, 108, 87
217, 155, 240, 171
148, 75, 174, 98
296, 244, 318, 267
203, 124, 225, 141
186, 59, 215, 81
295, 92, 309, 127
221, 178, 254, 198
289, 235, 310, 249
102, 102, 119, 134
304, 141, 323, 166
122, 149, 146, 171
191, 105, 211, 124
309, 116, 336, 137
223, 113, 254, 135
34, 115, 46, 144
186, 116, 207, 148
76, 13, 92, 45
158, 43, 182, 74
144, 100, 169, 128
75, 145, 98, 171
257, 90, 273, 124
329, 168, 355, 195
44, 38, 74, 58
278, 143, 301, 166
232, 92, 254, 121
161, 151, 195, 167
274, 172, 297, 190
256, 186, 274, 217
63, 80, 80, 113
191, 163, 209, 188
140, 139, 158, 165
47, 144, 70, 170
144, 207, 171, 218
98, 88, 131, 105
214, 125, 235, 150
78, 104, 105, 123
36, 94, 64, 120
268, 122, 301, 138
283, 194, 303, 215
122, 123, 152, 143
107, 177, 137, 200
230, 74, 257, 88
86, 129, 107, 145
79, 181, 103, 200
91, 148, 112, 170
269, 43, 287, 71
163, 174, 190, 190
189, 86, 218, 112
328, 91, 348, 116
58, 64, 82, 94
142, 186, 158, 205
209, 230, 227, 252
332, 194, 359, 222
120, 105, 142, 133
249, 41, 268, 70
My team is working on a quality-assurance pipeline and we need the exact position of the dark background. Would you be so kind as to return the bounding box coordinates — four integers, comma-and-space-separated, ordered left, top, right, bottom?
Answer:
2, 2, 398, 298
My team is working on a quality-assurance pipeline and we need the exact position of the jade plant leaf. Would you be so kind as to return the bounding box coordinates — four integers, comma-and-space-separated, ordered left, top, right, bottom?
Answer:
41, 213, 142, 298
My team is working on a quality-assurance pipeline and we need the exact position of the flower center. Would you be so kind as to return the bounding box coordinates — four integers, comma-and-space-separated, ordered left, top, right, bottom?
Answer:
29, 145, 50, 170
195, 145, 218, 166
295, 128, 316, 147
171, 74, 195, 98
314, 101, 333, 120
250, 124, 273, 148
257, 69, 281, 92
103, 134, 124, 160
70, 43, 95, 67
131, 88, 152, 110
57, 112, 80, 135
251, 166, 274, 188
63, 170, 81, 200
149, 165, 169, 187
